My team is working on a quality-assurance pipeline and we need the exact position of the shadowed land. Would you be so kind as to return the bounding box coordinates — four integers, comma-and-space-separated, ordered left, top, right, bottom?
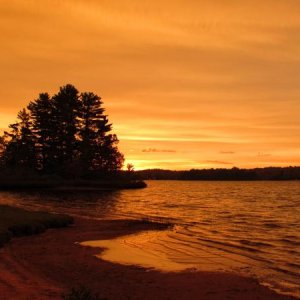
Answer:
0, 205, 73, 247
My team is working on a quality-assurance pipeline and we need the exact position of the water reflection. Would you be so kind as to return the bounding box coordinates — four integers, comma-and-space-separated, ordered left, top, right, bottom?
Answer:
0, 190, 121, 218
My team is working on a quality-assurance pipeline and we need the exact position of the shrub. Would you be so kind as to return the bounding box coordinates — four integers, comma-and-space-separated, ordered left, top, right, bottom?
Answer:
62, 287, 105, 300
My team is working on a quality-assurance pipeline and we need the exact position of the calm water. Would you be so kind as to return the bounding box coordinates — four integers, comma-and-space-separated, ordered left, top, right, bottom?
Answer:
0, 181, 299, 297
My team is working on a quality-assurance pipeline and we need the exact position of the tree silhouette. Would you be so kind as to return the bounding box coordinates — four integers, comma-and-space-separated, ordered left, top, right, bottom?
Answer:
28, 93, 55, 171
3, 109, 35, 169
51, 84, 81, 173
75, 91, 124, 175
0, 136, 6, 167
78, 92, 107, 173
0, 84, 124, 178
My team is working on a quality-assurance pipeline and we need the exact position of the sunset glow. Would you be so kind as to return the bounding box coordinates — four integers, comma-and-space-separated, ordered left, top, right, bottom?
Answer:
1, 0, 300, 169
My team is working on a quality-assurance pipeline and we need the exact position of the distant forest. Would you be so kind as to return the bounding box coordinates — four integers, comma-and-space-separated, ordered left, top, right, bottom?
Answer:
134, 167, 300, 181
0, 84, 124, 179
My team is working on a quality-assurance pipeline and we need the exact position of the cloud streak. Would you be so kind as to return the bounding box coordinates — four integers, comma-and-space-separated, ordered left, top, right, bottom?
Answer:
142, 148, 177, 153
220, 151, 236, 154
205, 160, 233, 165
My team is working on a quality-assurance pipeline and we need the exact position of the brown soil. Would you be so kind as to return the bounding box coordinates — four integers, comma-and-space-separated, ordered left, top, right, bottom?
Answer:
0, 217, 296, 300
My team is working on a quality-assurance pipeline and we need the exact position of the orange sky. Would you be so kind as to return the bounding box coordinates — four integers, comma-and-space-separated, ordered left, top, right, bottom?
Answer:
1, 0, 300, 170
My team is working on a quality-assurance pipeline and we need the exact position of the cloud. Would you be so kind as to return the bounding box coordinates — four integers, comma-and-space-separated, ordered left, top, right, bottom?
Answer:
220, 151, 235, 154
205, 160, 233, 165
257, 152, 272, 157
142, 148, 176, 153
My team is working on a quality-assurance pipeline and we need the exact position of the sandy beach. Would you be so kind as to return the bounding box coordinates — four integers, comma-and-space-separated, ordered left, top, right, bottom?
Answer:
0, 217, 296, 300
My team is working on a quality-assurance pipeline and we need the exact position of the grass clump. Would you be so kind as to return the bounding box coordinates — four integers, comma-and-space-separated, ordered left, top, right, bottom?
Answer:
0, 205, 73, 246
62, 287, 105, 300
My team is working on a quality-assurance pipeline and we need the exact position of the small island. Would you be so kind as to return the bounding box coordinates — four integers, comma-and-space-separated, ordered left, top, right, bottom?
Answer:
0, 84, 145, 191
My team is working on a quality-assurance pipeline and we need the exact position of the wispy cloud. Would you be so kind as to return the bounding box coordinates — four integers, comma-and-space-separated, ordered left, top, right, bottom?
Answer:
142, 148, 176, 153
205, 160, 233, 165
220, 151, 235, 154
257, 152, 272, 157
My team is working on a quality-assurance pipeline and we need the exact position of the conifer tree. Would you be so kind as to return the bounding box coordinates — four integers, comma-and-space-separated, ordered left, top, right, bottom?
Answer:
28, 93, 55, 171
51, 84, 80, 173
96, 133, 124, 172
3, 109, 35, 169
0, 136, 7, 168
78, 92, 124, 173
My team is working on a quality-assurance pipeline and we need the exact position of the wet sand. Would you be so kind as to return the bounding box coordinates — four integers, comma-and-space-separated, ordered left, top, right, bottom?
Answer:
0, 217, 296, 300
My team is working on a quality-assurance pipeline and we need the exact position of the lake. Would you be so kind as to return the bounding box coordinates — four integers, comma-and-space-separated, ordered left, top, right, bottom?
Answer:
0, 180, 299, 298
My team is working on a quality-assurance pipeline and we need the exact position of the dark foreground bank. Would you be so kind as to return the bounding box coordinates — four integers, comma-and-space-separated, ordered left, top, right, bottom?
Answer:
0, 205, 73, 247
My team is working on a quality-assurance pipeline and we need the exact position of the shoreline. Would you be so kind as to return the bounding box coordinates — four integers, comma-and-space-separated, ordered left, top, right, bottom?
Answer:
0, 179, 147, 192
0, 217, 296, 300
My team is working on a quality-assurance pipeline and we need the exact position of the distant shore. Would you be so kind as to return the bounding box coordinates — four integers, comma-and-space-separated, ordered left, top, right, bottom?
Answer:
134, 166, 300, 181
0, 214, 296, 300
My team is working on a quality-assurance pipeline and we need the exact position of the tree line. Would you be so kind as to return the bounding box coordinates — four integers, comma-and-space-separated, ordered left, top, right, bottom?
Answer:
134, 167, 300, 180
0, 84, 124, 178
